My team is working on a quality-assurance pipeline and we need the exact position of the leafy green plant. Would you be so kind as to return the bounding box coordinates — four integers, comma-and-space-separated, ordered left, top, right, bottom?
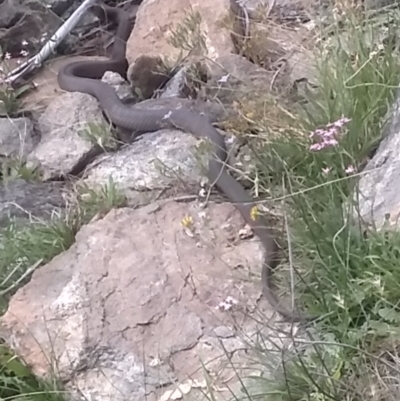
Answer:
227, 6, 400, 401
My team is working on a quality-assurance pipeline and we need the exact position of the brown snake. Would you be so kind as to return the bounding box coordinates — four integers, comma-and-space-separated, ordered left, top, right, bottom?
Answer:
57, 4, 308, 323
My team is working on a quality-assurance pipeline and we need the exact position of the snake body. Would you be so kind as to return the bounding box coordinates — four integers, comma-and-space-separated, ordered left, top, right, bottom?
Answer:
58, 5, 306, 322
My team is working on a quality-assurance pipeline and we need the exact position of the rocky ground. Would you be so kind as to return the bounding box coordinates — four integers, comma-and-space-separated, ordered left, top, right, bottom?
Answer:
1, 0, 400, 401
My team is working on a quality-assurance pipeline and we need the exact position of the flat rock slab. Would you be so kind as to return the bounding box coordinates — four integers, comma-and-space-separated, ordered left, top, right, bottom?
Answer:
0, 199, 276, 401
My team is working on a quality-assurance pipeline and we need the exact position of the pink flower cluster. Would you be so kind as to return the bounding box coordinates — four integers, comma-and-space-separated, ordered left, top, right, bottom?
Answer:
309, 117, 351, 151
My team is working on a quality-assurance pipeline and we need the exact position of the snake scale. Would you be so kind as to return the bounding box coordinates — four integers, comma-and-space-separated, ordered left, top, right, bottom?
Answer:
57, 4, 306, 323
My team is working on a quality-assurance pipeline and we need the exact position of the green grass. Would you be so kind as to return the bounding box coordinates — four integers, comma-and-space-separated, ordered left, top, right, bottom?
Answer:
236, 6, 400, 401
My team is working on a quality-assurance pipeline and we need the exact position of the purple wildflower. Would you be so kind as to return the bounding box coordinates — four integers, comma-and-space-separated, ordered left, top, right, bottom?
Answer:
309, 117, 351, 152
310, 143, 323, 151
330, 117, 351, 129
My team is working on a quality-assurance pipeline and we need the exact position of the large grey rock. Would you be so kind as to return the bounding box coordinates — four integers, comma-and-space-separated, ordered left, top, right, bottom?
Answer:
126, 0, 235, 64
0, 200, 280, 401
26, 91, 103, 180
